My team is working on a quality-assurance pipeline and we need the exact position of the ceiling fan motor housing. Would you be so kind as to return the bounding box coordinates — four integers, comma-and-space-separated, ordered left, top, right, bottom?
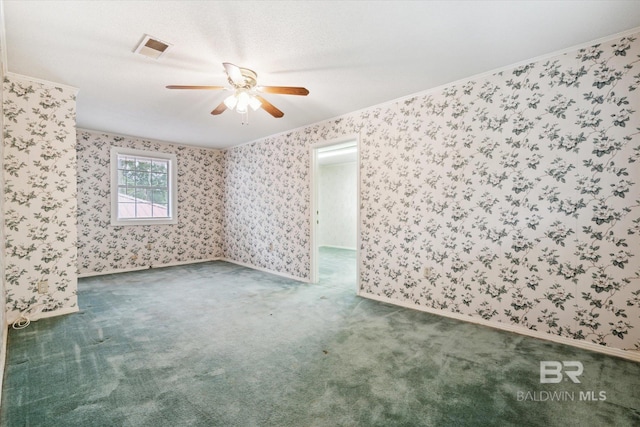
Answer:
167, 62, 308, 118
230, 68, 258, 90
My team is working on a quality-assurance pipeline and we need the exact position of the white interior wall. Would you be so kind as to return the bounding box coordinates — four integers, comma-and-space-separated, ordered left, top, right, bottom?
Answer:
318, 161, 357, 250
0, 46, 6, 385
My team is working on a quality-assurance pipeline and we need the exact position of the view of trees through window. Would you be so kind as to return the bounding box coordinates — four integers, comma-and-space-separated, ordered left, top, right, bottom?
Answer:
117, 155, 169, 218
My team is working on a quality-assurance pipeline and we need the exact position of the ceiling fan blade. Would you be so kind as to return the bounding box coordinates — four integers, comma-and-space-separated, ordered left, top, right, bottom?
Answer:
258, 86, 309, 96
166, 85, 225, 90
255, 95, 284, 118
211, 102, 227, 115
223, 62, 244, 85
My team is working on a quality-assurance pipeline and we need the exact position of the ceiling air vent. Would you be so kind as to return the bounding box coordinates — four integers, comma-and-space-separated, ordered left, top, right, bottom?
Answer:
134, 35, 171, 59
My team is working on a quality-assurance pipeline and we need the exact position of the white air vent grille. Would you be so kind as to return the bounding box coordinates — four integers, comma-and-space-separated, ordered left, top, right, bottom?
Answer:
134, 35, 171, 60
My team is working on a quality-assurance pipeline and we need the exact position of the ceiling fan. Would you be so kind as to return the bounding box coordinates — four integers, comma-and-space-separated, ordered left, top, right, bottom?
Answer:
166, 62, 309, 121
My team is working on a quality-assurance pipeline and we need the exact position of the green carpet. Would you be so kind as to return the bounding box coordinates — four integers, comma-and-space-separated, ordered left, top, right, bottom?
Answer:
2, 248, 639, 426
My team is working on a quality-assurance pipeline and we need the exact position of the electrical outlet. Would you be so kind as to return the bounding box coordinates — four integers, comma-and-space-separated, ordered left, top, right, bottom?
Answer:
37, 280, 49, 294
423, 267, 432, 278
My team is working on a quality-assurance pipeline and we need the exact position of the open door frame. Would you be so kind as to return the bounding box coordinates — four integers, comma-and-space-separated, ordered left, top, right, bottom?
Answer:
309, 134, 361, 288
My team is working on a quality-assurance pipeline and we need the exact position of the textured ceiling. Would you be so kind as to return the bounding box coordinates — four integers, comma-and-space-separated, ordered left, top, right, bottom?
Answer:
2, 1, 640, 149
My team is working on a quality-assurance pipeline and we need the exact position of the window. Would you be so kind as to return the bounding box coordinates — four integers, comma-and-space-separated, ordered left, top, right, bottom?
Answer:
111, 147, 177, 225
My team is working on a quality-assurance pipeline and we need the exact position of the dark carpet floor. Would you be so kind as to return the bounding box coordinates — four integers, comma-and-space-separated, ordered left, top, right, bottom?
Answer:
2, 247, 639, 426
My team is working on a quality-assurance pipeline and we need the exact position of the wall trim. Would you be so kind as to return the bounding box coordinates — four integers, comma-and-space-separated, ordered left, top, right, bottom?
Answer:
78, 265, 150, 278
351, 26, 640, 120
6, 306, 79, 326
220, 258, 310, 283
109, 146, 178, 226
79, 256, 308, 287
358, 291, 640, 363
226, 26, 640, 151
5, 71, 78, 93
319, 245, 357, 251
0, 324, 7, 405
76, 127, 223, 152
0, 0, 7, 75
152, 258, 223, 269
77, 257, 223, 278
29, 306, 79, 322
0, 6, 6, 408
310, 134, 361, 285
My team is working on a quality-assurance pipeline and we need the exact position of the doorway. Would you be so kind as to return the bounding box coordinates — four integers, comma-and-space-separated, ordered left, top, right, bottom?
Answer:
310, 136, 360, 290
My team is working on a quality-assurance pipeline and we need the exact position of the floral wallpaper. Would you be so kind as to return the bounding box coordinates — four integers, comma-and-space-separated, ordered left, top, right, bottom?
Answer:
224, 33, 640, 353
319, 162, 358, 249
76, 130, 224, 275
3, 32, 638, 355
2, 74, 78, 321
0, 67, 6, 344
223, 140, 310, 278
358, 34, 640, 352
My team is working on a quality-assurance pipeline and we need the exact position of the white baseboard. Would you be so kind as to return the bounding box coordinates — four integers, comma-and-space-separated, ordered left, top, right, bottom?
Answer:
77, 257, 222, 278
6, 305, 79, 326
78, 265, 148, 278
358, 291, 640, 363
319, 245, 357, 251
152, 258, 222, 269
79, 256, 309, 283
31, 306, 79, 322
220, 258, 311, 283
0, 324, 7, 404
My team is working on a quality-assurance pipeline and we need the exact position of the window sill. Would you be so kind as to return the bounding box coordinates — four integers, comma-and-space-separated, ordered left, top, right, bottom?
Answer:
111, 218, 178, 226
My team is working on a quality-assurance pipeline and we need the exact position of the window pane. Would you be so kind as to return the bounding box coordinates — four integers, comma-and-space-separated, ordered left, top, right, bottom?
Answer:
152, 204, 168, 218
112, 149, 176, 224
152, 189, 168, 204
135, 188, 150, 202
134, 172, 151, 186
118, 203, 136, 219
118, 186, 132, 200
151, 172, 167, 187
119, 156, 136, 170
135, 159, 152, 172
151, 160, 168, 173
117, 170, 135, 186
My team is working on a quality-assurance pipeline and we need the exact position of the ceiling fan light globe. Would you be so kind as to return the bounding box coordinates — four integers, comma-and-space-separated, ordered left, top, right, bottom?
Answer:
223, 95, 237, 109
236, 91, 251, 112
248, 96, 261, 111
168, 62, 303, 120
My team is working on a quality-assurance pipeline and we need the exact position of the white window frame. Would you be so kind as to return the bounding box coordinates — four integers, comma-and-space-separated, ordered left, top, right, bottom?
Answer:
110, 147, 178, 226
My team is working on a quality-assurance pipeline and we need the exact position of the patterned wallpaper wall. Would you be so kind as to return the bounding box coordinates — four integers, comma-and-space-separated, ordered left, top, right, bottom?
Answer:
224, 33, 640, 352
4, 33, 637, 354
319, 162, 357, 249
223, 140, 310, 278
3, 74, 78, 321
1, 67, 6, 342
76, 130, 224, 275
